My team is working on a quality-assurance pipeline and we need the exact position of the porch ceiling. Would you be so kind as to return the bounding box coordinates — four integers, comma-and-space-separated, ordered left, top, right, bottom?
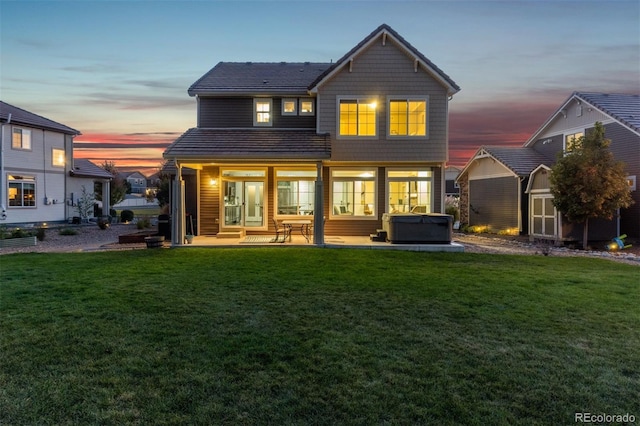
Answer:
164, 128, 331, 161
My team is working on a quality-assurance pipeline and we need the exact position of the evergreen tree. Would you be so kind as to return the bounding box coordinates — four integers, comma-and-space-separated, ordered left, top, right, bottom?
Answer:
550, 122, 633, 249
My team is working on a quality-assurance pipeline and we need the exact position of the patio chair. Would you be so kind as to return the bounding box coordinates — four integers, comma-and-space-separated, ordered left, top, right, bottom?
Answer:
271, 218, 289, 243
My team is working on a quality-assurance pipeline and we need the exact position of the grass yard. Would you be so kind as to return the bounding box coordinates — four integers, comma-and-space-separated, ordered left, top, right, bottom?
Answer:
1, 249, 638, 425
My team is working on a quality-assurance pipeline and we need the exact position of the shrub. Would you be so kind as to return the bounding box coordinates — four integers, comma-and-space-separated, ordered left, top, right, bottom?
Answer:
11, 228, 26, 238
59, 228, 79, 236
137, 218, 151, 229
121, 210, 134, 222
445, 206, 459, 222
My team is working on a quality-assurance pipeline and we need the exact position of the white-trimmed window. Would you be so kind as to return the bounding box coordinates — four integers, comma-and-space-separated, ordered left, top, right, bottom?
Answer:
338, 98, 377, 137
12, 128, 32, 150
300, 99, 314, 116
52, 148, 65, 167
387, 170, 433, 213
564, 131, 584, 152
276, 169, 316, 216
254, 99, 272, 126
628, 175, 636, 192
388, 98, 427, 137
282, 99, 297, 116
331, 169, 376, 217
8, 175, 36, 207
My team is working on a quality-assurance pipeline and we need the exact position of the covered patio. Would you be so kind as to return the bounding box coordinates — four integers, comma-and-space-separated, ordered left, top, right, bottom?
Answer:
173, 233, 464, 252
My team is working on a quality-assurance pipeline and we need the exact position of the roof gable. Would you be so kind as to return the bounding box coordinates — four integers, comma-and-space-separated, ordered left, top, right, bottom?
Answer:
0, 101, 80, 135
308, 24, 460, 96
459, 146, 551, 179
524, 92, 640, 146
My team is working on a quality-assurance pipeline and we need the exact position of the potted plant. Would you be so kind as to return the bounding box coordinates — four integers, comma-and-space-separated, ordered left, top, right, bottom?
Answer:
185, 234, 194, 244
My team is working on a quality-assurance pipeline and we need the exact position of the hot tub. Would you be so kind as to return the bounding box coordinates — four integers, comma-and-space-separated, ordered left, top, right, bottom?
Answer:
382, 213, 453, 244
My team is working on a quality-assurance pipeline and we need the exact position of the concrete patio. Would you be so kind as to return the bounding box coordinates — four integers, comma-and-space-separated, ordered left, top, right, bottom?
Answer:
175, 234, 464, 252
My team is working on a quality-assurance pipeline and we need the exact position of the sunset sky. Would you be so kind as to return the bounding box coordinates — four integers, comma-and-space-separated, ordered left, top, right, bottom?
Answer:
2, 0, 639, 176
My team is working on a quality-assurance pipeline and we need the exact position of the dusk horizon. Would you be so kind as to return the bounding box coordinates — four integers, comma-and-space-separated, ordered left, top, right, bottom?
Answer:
2, 1, 638, 176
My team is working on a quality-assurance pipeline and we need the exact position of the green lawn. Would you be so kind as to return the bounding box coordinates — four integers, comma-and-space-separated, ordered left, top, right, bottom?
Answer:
1, 249, 638, 425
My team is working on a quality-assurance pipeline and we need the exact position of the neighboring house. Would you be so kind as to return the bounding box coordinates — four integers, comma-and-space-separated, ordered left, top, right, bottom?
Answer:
68, 158, 114, 218
119, 171, 148, 195
0, 101, 82, 224
163, 24, 460, 244
445, 166, 461, 196
458, 92, 640, 242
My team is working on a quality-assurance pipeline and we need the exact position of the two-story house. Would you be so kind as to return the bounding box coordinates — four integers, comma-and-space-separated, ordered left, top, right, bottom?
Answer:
1, 101, 112, 225
457, 92, 639, 243
119, 171, 148, 195
163, 24, 460, 245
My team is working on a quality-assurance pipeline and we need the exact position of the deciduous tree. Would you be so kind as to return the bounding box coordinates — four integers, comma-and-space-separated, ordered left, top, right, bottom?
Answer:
94, 161, 128, 207
550, 122, 633, 249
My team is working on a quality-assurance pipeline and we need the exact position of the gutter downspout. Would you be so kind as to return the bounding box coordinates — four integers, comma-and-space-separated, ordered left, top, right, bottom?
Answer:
0, 113, 11, 220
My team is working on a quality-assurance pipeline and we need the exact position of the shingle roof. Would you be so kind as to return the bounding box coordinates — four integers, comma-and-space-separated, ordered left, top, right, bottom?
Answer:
309, 24, 460, 95
575, 92, 640, 134
524, 91, 640, 146
188, 62, 331, 96
0, 101, 80, 135
480, 146, 552, 177
164, 128, 331, 161
70, 159, 113, 179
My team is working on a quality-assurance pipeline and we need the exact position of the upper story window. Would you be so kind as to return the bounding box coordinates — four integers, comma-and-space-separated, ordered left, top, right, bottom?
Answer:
388, 98, 427, 137
564, 131, 584, 152
254, 99, 272, 126
52, 148, 65, 167
282, 99, 297, 116
12, 128, 32, 150
8, 175, 36, 207
338, 98, 377, 137
300, 99, 314, 116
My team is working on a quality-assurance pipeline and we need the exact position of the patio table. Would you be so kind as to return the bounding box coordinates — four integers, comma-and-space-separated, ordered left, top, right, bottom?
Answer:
282, 219, 312, 243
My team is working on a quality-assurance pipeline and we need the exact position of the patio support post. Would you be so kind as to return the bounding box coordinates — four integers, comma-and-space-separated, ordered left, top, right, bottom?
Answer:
314, 162, 324, 245
172, 164, 186, 245
102, 179, 110, 218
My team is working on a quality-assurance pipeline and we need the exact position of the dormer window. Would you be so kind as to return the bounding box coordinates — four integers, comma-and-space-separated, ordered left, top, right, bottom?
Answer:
300, 99, 314, 116
254, 99, 272, 126
282, 99, 297, 116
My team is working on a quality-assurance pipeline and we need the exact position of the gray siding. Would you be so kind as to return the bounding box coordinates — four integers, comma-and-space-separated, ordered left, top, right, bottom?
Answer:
317, 39, 449, 162
469, 177, 519, 231
529, 169, 550, 191
604, 122, 640, 238
530, 134, 563, 162
198, 97, 316, 129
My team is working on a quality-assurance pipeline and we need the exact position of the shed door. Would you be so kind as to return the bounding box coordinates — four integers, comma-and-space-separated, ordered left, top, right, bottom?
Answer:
531, 195, 556, 237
